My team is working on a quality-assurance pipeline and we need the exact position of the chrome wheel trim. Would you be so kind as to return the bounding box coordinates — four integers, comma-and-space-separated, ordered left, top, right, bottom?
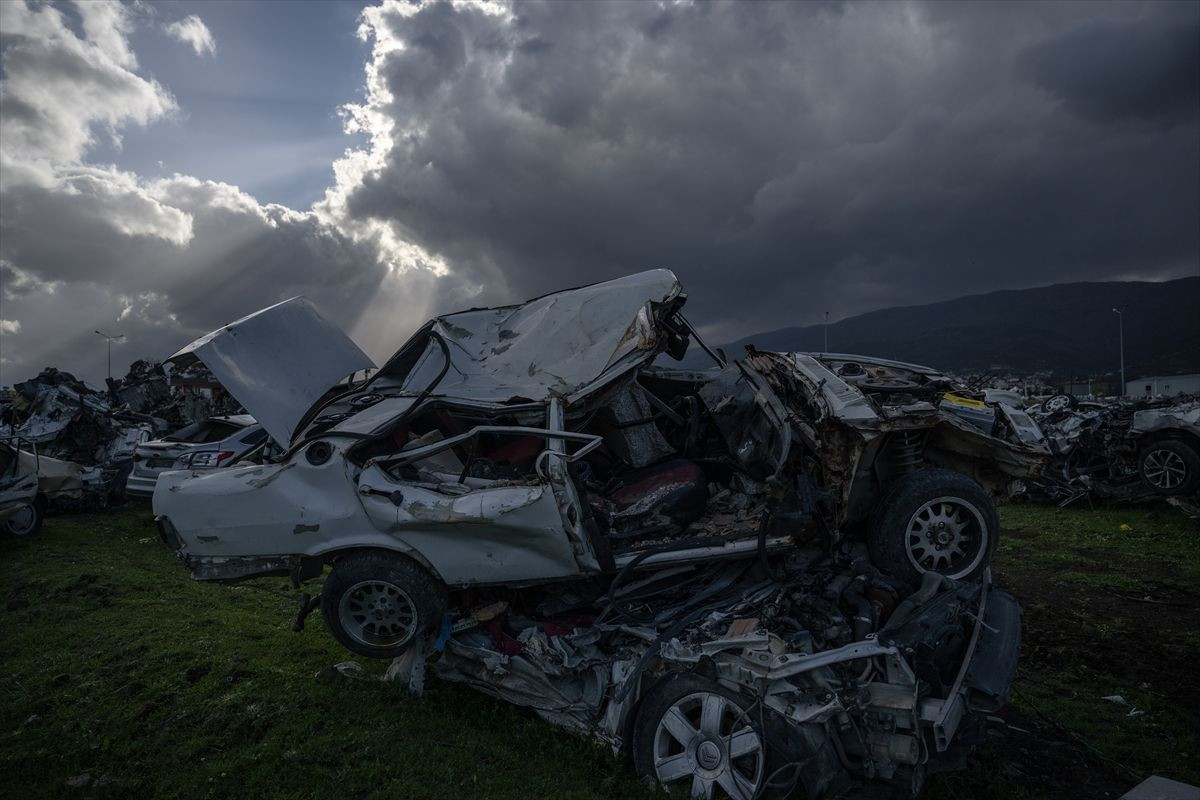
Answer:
337, 579, 418, 648
5, 504, 37, 536
652, 690, 764, 800
1143, 448, 1187, 490
905, 496, 989, 579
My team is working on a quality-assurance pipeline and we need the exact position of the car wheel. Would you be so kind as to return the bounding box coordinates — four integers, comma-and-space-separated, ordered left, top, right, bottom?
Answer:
632, 673, 777, 800
869, 468, 999, 586
1139, 440, 1200, 496
5, 502, 44, 537
319, 551, 446, 659
1042, 394, 1077, 414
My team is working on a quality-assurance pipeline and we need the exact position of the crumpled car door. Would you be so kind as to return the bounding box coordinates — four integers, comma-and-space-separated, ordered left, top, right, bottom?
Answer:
355, 421, 603, 585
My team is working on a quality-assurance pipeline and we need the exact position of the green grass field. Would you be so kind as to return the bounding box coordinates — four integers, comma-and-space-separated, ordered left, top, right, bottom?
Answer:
1, 503, 1196, 799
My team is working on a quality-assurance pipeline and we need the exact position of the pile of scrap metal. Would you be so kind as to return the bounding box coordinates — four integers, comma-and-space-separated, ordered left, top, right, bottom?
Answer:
152, 271, 1036, 798
106, 359, 181, 426
431, 545, 1017, 800
0, 367, 164, 507
1018, 394, 1200, 506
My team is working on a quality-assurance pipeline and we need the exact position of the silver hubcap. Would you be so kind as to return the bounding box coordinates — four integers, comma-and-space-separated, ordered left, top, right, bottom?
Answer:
652, 691, 764, 800
337, 580, 418, 648
6, 505, 37, 536
1143, 448, 1186, 490
905, 496, 988, 579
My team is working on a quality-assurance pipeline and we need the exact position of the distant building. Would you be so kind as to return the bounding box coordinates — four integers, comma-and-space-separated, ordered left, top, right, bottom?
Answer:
1059, 376, 1118, 398
1125, 374, 1200, 398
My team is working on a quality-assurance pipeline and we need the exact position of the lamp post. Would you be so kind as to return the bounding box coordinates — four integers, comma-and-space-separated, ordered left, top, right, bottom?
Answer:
824, 311, 829, 352
94, 330, 125, 382
1111, 308, 1124, 397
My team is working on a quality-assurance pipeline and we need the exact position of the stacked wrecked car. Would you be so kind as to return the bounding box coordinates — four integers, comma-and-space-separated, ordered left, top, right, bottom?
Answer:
1018, 394, 1200, 505
0, 361, 264, 528
0, 368, 154, 512
153, 271, 1041, 798
0, 438, 92, 535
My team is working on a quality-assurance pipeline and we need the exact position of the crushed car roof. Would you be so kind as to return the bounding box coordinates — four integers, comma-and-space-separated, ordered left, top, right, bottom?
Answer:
378, 269, 682, 405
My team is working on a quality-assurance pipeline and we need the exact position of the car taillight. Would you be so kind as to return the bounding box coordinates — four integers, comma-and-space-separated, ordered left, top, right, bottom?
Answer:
188, 450, 236, 469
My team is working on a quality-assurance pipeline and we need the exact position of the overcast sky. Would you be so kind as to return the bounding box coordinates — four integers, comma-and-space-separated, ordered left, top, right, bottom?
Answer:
1, 0, 1197, 387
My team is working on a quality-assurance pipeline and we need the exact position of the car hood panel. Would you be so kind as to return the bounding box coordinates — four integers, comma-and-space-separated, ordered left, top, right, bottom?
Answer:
167, 297, 374, 446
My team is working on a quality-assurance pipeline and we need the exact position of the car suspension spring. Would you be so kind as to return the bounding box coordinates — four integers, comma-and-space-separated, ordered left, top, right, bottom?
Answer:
890, 430, 926, 475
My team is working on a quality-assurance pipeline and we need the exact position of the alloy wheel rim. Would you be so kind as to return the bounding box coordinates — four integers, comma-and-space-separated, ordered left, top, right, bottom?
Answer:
6, 505, 37, 536
1143, 448, 1186, 490
905, 496, 988, 579
652, 691, 764, 800
338, 580, 418, 648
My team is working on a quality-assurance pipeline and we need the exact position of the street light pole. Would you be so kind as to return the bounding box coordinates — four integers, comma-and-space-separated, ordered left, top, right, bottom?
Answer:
1111, 308, 1124, 397
94, 330, 125, 382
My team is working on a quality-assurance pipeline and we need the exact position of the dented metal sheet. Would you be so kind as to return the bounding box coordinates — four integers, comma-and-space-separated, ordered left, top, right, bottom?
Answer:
1130, 402, 1200, 437
380, 269, 680, 404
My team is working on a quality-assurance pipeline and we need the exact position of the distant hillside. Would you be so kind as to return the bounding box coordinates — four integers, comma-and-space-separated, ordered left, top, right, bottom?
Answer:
696, 277, 1200, 377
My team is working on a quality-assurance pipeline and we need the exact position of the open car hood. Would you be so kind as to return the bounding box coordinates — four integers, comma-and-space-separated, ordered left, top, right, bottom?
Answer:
377, 269, 683, 405
167, 297, 375, 446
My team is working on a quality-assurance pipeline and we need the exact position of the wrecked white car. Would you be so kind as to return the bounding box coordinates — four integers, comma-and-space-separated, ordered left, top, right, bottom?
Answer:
1021, 396, 1200, 505
0, 438, 40, 535
155, 271, 1036, 797
1, 438, 101, 535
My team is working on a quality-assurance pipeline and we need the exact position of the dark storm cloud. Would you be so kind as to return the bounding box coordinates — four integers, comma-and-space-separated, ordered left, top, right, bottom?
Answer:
1019, 8, 1200, 126
341, 0, 1199, 339
0, 0, 396, 383
3, 0, 1198, 385
1, 171, 387, 341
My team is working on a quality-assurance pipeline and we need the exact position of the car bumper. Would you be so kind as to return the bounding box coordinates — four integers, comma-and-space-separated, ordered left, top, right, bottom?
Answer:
125, 474, 159, 497
919, 580, 1021, 753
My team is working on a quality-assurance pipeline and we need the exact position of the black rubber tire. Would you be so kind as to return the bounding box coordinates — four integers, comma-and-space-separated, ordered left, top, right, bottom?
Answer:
5, 501, 44, 536
1138, 440, 1200, 496
319, 551, 446, 659
868, 468, 999, 587
632, 672, 789, 800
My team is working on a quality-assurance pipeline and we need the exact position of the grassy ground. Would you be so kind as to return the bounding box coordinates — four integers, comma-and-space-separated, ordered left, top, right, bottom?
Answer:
1, 503, 1197, 799
925, 503, 1200, 800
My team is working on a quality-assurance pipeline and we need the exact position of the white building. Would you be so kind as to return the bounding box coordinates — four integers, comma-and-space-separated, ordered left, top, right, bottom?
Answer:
1125, 373, 1200, 398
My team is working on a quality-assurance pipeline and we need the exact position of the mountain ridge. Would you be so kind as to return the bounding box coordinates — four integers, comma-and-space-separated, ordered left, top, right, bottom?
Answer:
691, 277, 1200, 377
